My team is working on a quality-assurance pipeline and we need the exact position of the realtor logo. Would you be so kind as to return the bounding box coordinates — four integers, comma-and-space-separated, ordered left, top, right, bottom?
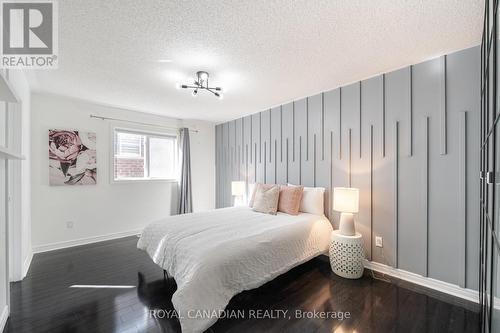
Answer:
1, 0, 58, 68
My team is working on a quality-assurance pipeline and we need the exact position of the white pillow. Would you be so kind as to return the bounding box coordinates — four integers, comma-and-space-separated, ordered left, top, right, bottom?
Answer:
252, 185, 280, 215
288, 184, 325, 215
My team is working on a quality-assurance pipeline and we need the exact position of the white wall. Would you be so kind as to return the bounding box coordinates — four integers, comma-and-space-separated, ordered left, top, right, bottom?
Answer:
7, 70, 32, 280
31, 93, 215, 251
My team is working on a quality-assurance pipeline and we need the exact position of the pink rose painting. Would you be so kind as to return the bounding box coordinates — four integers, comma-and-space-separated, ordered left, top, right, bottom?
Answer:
49, 129, 97, 186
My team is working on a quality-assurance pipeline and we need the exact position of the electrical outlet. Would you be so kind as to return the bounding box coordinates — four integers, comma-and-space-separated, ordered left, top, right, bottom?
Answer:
375, 236, 383, 248
66, 221, 74, 229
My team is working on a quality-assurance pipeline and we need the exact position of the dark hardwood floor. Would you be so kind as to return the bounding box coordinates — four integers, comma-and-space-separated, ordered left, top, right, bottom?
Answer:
3, 236, 479, 333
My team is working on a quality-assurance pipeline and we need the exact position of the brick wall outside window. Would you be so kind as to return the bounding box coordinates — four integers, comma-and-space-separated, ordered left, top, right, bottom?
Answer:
114, 157, 145, 178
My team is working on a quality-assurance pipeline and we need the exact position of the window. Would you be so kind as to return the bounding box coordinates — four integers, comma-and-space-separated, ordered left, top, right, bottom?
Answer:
113, 129, 177, 181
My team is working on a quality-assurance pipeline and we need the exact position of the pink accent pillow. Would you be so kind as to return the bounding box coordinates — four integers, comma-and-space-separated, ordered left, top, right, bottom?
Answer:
278, 185, 304, 215
249, 183, 275, 207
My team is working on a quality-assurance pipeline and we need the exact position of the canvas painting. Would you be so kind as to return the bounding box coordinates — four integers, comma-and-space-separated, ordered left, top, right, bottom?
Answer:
49, 129, 97, 186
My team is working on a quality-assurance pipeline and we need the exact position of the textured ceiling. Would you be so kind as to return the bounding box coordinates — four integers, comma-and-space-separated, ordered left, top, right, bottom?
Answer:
29, 0, 484, 122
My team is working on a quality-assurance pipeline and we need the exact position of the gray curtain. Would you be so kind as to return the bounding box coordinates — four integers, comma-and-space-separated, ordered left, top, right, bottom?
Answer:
178, 128, 193, 214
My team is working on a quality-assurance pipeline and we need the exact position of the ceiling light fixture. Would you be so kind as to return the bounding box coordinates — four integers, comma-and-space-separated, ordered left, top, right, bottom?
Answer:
177, 71, 223, 99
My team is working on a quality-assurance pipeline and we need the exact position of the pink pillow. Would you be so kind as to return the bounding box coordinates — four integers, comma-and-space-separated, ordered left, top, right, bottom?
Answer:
249, 183, 275, 207
278, 185, 304, 215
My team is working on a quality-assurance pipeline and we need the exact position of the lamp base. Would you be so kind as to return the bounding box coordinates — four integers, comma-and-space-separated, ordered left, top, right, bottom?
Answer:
339, 212, 355, 236
233, 196, 245, 207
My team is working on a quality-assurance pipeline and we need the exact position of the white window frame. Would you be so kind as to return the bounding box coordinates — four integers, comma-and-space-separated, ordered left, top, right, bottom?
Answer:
110, 125, 179, 184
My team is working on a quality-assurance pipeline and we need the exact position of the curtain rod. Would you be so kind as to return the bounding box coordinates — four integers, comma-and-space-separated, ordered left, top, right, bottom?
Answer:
89, 115, 199, 133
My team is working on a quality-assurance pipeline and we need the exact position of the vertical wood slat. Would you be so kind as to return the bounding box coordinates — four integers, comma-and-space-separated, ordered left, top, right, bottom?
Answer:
274, 140, 277, 184
329, 131, 334, 221
225, 123, 229, 206
382, 74, 386, 157
409, 66, 413, 157
217, 136, 220, 208
359, 82, 362, 158
234, 120, 238, 166
293, 101, 296, 162
339, 88, 342, 160
259, 112, 262, 163
440, 56, 447, 155
238, 145, 241, 181
313, 134, 317, 187
230, 146, 234, 191
269, 110, 272, 163
222, 139, 225, 207
286, 138, 289, 183
215, 126, 219, 208
219, 125, 226, 207
231, 142, 234, 206
254, 143, 257, 183
222, 145, 226, 206
245, 144, 249, 199
280, 106, 283, 162
243, 120, 246, 179
299, 136, 302, 184
321, 92, 325, 161
459, 111, 467, 287
250, 117, 253, 163
264, 142, 267, 183
227, 123, 230, 204
370, 125, 374, 261
215, 126, 218, 208
306, 97, 309, 161
348, 128, 352, 187
394, 121, 399, 268
423, 116, 429, 277
242, 117, 245, 163
240, 119, 243, 181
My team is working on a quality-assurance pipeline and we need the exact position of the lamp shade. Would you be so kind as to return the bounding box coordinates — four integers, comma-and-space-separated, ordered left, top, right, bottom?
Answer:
333, 187, 359, 213
231, 181, 246, 196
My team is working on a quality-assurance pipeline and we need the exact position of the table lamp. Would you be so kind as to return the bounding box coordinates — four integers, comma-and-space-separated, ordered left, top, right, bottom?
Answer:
231, 181, 246, 206
333, 187, 359, 236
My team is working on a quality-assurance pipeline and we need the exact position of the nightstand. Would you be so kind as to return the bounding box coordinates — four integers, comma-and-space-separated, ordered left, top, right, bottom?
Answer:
329, 230, 364, 279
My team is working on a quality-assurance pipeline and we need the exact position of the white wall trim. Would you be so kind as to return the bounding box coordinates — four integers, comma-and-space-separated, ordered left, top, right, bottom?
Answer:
364, 260, 479, 304
0, 305, 8, 333
22, 249, 33, 279
33, 229, 142, 254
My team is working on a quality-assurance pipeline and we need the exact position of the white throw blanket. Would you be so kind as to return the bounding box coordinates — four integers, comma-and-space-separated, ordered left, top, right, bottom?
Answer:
137, 206, 333, 333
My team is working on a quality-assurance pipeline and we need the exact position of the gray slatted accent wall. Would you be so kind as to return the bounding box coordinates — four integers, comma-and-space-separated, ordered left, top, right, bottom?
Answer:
215, 46, 480, 290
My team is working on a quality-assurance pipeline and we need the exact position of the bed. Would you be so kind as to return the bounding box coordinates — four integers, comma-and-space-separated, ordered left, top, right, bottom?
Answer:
137, 205, 333, 333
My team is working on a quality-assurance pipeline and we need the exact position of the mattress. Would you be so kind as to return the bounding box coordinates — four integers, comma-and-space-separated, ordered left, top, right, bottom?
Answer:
137, 206, 333, 333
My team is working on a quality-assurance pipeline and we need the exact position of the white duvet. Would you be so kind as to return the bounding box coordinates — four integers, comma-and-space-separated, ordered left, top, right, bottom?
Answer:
137, 206, 333, 333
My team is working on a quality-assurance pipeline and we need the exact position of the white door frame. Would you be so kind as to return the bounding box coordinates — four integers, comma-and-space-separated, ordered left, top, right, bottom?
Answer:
4, 159, 10, 308
7, 100, 23, 282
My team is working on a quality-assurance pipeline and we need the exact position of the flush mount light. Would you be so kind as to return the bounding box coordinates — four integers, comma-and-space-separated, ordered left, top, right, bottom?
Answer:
176, 71, 223, 99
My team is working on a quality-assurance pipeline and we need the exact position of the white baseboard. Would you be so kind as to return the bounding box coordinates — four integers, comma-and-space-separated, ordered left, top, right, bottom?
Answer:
22, 249, 33, 279
0, 305, 8, 333
33, 229, 142, 254
364, 260, 479, 304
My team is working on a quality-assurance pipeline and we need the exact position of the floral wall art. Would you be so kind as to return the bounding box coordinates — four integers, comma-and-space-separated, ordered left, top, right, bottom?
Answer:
49, 129, 97, 185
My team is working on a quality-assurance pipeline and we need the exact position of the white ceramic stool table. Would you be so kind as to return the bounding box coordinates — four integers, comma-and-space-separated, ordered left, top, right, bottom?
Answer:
329, 230, 365, 279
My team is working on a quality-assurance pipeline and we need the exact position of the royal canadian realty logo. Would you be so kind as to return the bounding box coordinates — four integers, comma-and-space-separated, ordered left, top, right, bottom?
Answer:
1, 0, 58, 68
